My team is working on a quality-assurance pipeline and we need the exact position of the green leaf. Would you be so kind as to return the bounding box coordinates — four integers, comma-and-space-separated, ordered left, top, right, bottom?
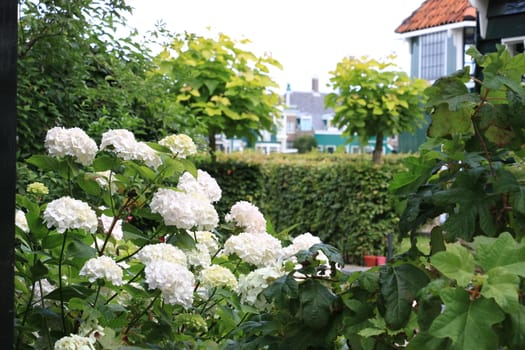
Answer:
263, 274, 299, 307
76, 173, 102, 196
93, 154, 118, 171
166, 230, 196, 250
309, 243, 344, 265
474, 232, 525, 272
427, 104, 474, 138
30, 259, 49, 281
42, 234, 64, 250
45, 285, 95, 301
406, 331, 451, 350
430, 244, 475, 287
26, 155, 58, 171
429, 288, 504, 350
299, 279, 337, 329
481, 267, 520, 312
379, 264, 430, 329
125, 161, 157, 181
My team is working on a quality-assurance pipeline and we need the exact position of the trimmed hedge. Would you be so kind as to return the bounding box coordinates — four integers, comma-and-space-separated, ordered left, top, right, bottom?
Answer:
198, 152, 406, 263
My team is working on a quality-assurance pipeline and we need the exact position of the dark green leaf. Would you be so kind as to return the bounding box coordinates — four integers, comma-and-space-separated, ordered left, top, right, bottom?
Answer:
299, 279, 337, 329
379, 264, 430, 329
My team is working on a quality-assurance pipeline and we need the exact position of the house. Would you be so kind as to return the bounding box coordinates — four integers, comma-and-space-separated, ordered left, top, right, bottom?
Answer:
395, 0, 477, 153
471, 0, 525, 56
280, 77, 394, 154
395, 0, 525, 153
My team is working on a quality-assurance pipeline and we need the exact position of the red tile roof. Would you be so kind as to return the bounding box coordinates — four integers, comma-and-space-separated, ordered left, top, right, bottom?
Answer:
395, 0, 477, 33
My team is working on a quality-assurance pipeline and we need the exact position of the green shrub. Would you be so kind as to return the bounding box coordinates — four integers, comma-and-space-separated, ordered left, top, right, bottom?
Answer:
198, 153, 406, 262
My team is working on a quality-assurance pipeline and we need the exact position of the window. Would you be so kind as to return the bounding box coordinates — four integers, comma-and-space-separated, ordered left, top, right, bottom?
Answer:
286, 120, 295, 134
464, 27, 476, 75
420, 31, 447, 80
503, 37, 525, 55
299, 116, 312, 131
502, 37, 525, 83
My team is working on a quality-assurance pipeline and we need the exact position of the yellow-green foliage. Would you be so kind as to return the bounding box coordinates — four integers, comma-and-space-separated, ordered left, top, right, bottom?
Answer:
197, 152, 407, 263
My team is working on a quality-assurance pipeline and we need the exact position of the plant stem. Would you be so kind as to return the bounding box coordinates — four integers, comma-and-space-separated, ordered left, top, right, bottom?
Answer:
123, 293, 160, 335
58, 231, 68, 334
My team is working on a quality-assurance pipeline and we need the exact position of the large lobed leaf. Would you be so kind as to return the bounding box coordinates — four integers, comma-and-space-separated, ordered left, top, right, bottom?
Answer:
429, 288, 504, 350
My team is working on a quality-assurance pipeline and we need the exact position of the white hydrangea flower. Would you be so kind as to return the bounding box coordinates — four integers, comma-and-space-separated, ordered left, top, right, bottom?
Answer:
54, 333, 96, 350
45, 127, 98, 166
193, 230, 220, 255
238, 265, 285, 308
43, 196, 98, 233
225, 200, 267, 234
223, 231, 283, 267
177, 170, 222, 203
282, 232, 322, 258
100, 129, 162, 169
159, 134, 197, 158
15, 209, 29, 233
100, 214, 123, 240
185, 243, 211, 268
199, 265, 237, 290
78, 318, 105, 344
144, 260, 195, 308
79, 256, 124, 286
135, 141, 162, 169
136, 243, 187, 266
150, 188, 219, 230
100, 129, 138, 160
94, 171, 118, 194
32, 278, 55, 305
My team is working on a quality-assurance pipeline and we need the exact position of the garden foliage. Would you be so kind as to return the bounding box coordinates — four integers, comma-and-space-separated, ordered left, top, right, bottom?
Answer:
15, 44, 525, 349
198, 153, 405, 262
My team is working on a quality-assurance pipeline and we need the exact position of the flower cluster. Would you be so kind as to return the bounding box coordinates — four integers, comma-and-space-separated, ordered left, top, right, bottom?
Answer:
100, 214, 123, 241
177, 170, 222, 203
238, 265, 285, 308
45, 127, 98, 166
54, 334, 96, 350
199, 265, 238, 290
43, 196, 98, 233
136, 243, 188, 266
225, 200, 267, 233
282, 232, 322, 258
15, 210, 29, 233
26, 181, 49, 195
100, 129, 162, 169
159, 134, 197, 158
144, 260, 195, 309
79, 256, 124, 286
150, 188, 219, 230
223, 231, 282, 267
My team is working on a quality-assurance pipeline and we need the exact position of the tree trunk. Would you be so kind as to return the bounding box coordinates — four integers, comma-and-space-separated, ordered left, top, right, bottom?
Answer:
208, 130, 217, 162
372, 132, 383, 164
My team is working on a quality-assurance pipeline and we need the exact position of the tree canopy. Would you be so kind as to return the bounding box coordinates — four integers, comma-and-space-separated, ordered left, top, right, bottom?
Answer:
325, 55, 428, 163
153, 32, 283, 158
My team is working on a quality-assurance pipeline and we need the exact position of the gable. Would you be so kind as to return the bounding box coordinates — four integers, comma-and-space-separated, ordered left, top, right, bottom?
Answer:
395, 0, 476, 33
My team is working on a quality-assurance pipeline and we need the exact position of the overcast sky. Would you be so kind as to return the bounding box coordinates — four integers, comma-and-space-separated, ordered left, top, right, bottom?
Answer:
126, 0, 424, 93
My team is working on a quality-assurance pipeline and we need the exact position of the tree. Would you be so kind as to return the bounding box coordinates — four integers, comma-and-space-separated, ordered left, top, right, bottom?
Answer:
153, 32, 283, 159
325, 55, 428, 163
292, 134, 317, 153
17, 0, 172, 158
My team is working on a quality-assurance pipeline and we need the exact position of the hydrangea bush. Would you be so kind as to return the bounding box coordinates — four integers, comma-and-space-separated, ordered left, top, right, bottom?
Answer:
15, 127, 346, 349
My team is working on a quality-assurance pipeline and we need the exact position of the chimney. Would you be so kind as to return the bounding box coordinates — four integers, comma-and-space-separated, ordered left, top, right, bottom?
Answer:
312, 76, 319, 93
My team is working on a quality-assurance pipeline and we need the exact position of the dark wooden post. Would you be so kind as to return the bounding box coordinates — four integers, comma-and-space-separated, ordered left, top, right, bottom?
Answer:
0, 0, 17, 348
